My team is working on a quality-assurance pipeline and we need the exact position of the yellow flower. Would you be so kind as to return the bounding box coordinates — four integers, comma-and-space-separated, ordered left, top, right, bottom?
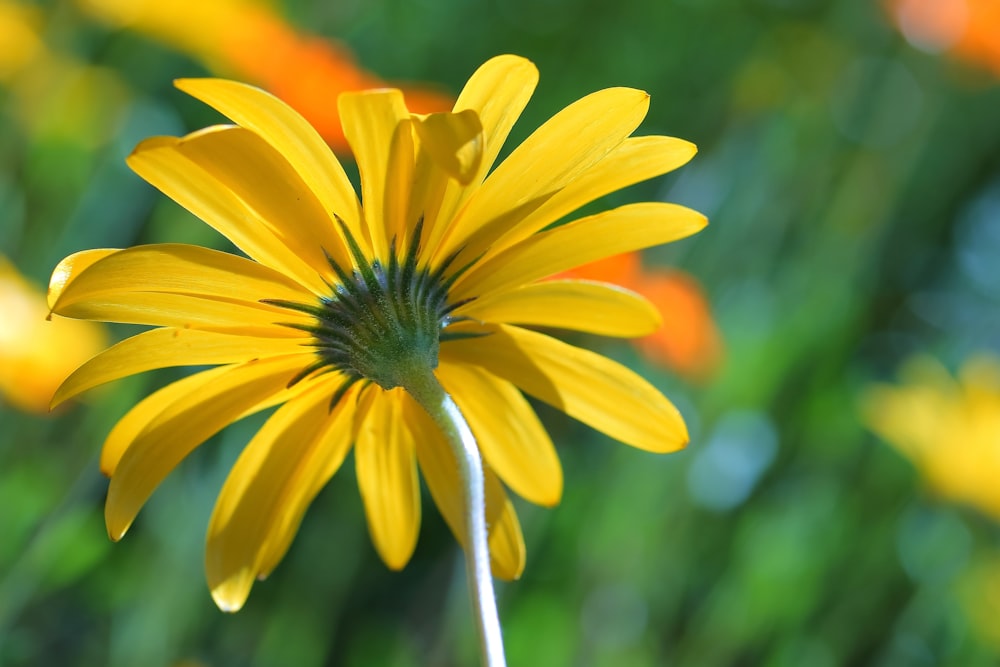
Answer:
0, 255, 106, 413
48, 55, 705, 611
0, 1, 43, 81
0, 1, 130, 148
862, 354, 1000, 521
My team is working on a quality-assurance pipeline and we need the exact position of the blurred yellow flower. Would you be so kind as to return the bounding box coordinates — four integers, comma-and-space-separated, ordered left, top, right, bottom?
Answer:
863, 354, 1000, 520
48, 55, 704, 610
0, 256, 106, 414
0, 2, 43, 81
0, 0, 130, 147
77, 0, 452, 151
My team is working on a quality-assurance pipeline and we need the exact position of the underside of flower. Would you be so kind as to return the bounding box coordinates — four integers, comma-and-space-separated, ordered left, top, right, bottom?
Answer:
44, 56, 704, 620
265, 218, 476, 403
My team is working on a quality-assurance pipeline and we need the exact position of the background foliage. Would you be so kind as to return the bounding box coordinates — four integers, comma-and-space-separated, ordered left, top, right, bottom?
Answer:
3, 0, 1000, 665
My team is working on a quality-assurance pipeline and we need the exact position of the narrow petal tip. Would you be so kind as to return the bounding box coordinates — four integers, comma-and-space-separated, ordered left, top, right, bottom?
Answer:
537, 480, 563, 509
104, 510, 131, 543
126, 134, 179, 159
47, 248, 118, 312
174, 76, 239, 95
211, 589, 247, 614
663, 419, 690, 453
208, 568, 255, 613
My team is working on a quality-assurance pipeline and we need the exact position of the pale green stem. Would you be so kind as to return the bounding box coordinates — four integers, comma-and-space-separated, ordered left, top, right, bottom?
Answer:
403, 369, 507, 667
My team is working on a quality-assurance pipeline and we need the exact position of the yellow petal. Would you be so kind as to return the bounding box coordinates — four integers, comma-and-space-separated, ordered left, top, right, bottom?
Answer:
352, 383, 379, 442
438, 361, 562, 507
405, 127, 452, 253
129, 126, 349, 287
53, 290, 308, 337
441, 324, 688, 453
435, 86, 651, 264
339, 90, 410, 261
412, 110, 484, 186
53, 327, 307, 408
101, 365, 227, 476
459, 279, 661, 337
105, 354, 311, 540
255, 385, 359, 579
174, 78, 368, 256
382, 118, 416, 253
127, 137, 323, 293
423, 54, 538, 253
487, 135, 698, 259
486, 496, 526, 581
206, 380, 355, 611
101, 361, 312, 477
49, 243, 309, 340
402, 392, 525, 579
49, 244, 308, 315
403, 110, 485, 255
452, 55, 537, 180
47, 248, 117, 308
355, 388, 421, 570
454, 202, 707, 301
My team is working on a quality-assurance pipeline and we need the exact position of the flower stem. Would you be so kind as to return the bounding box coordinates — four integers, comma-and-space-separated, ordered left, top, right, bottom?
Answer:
403, 369, 507, 667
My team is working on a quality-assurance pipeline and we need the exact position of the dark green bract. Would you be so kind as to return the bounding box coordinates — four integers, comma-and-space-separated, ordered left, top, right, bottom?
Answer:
265, 218, 477, 407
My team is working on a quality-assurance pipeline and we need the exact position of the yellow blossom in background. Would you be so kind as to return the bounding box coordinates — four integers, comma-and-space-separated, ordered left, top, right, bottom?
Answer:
0, 0, 130, 147
48, 54, 705, 611
862, 354, 1000, 521
0, 2, 43, 81
0, 257, 106, 414
77, 0, 452, 151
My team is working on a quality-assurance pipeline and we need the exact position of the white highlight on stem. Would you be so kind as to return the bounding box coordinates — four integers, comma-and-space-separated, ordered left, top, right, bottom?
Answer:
406, 373, 507, 667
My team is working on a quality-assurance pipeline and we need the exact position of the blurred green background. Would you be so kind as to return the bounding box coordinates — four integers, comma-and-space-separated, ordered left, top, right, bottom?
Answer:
3, 0, 1000, 665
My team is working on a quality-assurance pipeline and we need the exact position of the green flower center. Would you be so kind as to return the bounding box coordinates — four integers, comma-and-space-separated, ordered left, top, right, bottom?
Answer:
266, 218, 475, 406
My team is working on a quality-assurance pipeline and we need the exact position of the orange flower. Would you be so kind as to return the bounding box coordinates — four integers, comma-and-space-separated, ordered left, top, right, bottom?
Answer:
220, 9, 452, 146
77, 0, 452, 150
561, 254, 722, 381
632, 269, 723, 381
0, 256, 107, 413
887, 0, 1000, 76
560, 252, 643, 285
